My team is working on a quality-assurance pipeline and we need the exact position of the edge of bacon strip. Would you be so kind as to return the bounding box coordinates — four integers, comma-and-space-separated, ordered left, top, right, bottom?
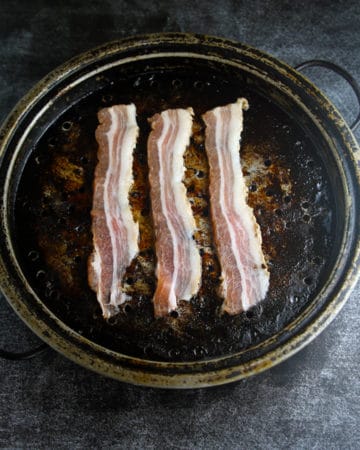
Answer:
147, 108, 202, 317
202, 98, 269, 315
88, 104, 139, 318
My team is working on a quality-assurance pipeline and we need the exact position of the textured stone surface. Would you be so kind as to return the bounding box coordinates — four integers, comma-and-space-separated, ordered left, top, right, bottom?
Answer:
0, 1, 359, 448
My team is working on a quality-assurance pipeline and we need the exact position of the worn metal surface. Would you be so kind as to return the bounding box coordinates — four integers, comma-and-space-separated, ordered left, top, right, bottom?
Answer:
0, 33, 359, 388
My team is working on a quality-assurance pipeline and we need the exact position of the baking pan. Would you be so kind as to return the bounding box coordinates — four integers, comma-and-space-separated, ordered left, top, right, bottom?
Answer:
0, 33, 359, 387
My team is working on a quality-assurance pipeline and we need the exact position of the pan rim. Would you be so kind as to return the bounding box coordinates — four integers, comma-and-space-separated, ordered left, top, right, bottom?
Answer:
0, 32, 359, 387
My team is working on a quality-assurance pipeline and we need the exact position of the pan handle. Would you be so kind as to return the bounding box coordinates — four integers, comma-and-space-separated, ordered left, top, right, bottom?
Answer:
0, 343, 48, 361
0, 342, 48, 361
0, 293, 49, 360
0, 309, 48, 361
294, 60, 360, 131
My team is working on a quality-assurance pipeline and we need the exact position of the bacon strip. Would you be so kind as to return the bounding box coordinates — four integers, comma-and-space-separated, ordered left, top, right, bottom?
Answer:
202, 99, 269, 315
88, 104, 139, 318
148, 108, 202, 317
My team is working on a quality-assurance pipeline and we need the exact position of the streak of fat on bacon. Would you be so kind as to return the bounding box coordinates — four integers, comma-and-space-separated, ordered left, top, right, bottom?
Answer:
147, 108, 202, 318
88, 104, 139, 319
202, 98, 269, 315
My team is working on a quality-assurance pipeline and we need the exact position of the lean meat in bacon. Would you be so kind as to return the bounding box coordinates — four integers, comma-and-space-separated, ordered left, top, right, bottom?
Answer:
88, 104, 139, 318
202, 98, 269, 315
147, 108, 202, 317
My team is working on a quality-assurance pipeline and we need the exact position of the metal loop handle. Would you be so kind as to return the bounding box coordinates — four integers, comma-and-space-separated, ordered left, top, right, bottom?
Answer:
0, 301, 48, 360
295, 59, 360, 131
0, 343, 48, 361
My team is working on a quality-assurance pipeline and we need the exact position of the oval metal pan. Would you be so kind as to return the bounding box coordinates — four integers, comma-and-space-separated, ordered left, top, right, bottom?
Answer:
0, 34, 359, 387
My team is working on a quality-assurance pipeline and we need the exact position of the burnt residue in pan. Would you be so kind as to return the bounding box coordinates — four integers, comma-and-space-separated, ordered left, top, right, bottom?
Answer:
14, 61, 334, 361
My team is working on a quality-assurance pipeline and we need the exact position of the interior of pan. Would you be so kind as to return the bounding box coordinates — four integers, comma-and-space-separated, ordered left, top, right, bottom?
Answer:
5, 50, 349, 364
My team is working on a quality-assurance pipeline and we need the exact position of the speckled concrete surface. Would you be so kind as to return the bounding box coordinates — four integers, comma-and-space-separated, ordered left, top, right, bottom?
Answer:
0, 1, 359, 448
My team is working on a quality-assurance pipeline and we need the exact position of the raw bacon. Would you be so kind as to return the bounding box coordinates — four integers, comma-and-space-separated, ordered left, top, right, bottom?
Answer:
147, 108, 202, 317
202, 98, 269, 315
88, 104, 139, 318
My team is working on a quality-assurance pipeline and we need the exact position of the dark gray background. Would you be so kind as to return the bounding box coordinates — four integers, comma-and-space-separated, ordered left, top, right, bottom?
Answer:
0, 1, 359, 449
